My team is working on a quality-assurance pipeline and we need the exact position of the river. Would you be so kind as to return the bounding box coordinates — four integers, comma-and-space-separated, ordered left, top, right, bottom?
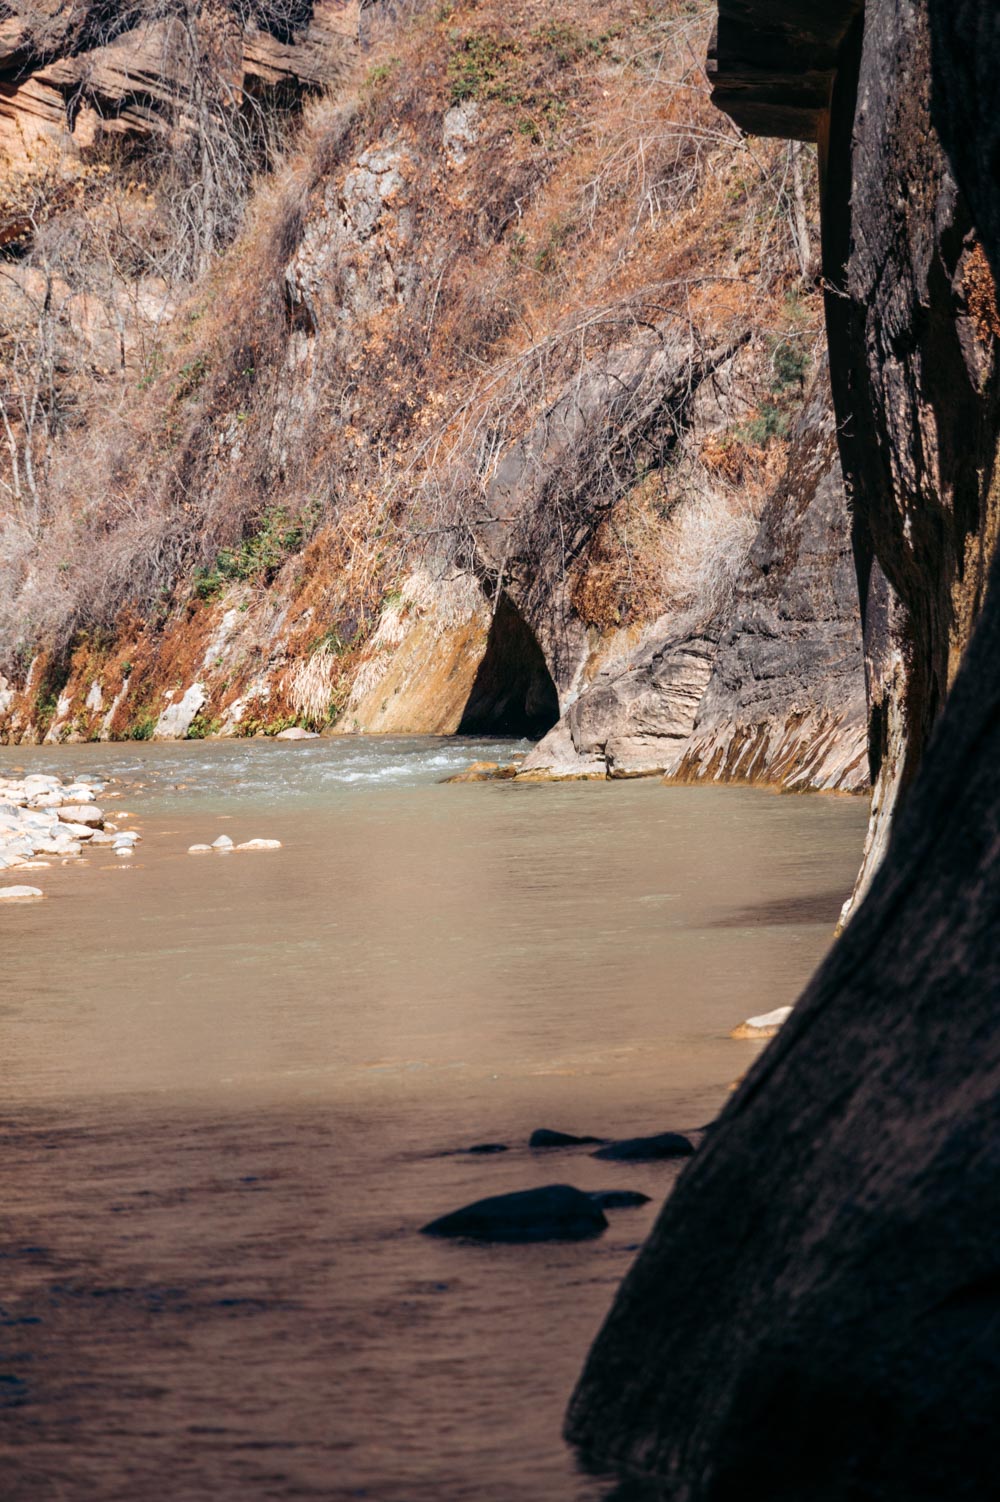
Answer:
0, 736, 868, 1500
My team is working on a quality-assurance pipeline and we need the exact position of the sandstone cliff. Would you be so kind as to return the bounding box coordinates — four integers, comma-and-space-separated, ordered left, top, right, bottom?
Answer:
0, 0, 867, 795
566, 4, 1000, 1494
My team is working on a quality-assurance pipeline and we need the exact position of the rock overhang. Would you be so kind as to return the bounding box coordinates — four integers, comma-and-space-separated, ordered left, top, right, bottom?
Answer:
708, 0, 864, 141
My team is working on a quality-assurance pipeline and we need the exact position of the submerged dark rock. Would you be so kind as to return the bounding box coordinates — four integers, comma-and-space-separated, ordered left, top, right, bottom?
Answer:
529, 1129, 607, 1149
588, 1191, 652, 1211
421, 1185, 608, 1243
463, 1143, 509, 1155
591, 1134, 694, 1163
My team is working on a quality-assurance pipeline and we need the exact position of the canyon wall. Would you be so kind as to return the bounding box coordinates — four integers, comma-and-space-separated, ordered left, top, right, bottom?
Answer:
566, 3, 1000, 1495
0, 0, 867, 794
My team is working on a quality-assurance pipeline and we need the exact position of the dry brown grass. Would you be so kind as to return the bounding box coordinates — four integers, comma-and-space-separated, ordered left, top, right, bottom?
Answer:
0, 0, 823, 719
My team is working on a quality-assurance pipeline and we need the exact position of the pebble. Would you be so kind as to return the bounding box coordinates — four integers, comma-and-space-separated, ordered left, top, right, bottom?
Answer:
236, 839, 282, 851
212, 835, 234, 850
188, 844, 212, 854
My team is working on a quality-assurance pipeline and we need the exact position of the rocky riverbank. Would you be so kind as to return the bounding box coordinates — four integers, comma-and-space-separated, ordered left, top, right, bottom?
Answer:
0, 771, 139, 894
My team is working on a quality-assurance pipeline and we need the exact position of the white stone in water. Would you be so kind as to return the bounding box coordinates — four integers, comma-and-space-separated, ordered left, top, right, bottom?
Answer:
188, 844, 213, 854
115, 830, 141, 841
730, 1005, 794, 1039
90, 832, 117, 846
61, 823, 96, 840
236, 839, 282, 851
211, 835, 234, 850
0, 885, 43, 900
57, 805, 103, 827
115, 848, 133, 858
61, 785, 95, 802
275, 727, 317, 741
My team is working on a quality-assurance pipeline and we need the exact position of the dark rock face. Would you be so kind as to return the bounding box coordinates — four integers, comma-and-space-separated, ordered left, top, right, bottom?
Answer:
671, 365, 868, 794
591, 1134, 694, 1164
822, 0, 1000, 911
421, 1184, 607, 1243
566, 3, 1000, 1495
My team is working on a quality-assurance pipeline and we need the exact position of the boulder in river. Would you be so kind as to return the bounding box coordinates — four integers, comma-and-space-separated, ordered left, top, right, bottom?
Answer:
275, 727, 318, 740
236, 839, 282, 851
422, 1184, 608, 1242
212, 835, 234, 850
57, 805, 103, 828
0, 886, 44, 901
592, 1133, 694, 1162
188, 844, 212, 854
530, 1128, 608, 1149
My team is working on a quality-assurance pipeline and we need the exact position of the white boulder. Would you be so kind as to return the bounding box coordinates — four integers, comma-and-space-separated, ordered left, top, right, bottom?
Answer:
730, 1006, 794, 1040
57, 805, 104, 827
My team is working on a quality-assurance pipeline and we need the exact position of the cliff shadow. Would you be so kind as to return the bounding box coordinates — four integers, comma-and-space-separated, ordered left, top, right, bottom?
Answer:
457, 592, 560, 739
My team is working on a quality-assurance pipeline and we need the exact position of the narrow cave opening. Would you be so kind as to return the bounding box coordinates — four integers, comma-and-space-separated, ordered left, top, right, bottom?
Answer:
457, 593, 560, 740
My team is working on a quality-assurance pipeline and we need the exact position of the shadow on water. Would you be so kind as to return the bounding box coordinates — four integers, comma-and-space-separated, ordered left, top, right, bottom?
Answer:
703, 889, 847, 928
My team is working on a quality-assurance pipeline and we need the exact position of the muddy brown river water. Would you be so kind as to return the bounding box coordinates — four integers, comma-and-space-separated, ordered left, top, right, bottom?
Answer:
0, 736, 868, 1501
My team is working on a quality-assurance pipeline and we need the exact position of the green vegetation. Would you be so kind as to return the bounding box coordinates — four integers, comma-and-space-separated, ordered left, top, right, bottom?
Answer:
186, 712, 221, 739
126, 712, 156, 741
446, 24, 615, 109
193, 506, 318, 600
447, 32, 521, 105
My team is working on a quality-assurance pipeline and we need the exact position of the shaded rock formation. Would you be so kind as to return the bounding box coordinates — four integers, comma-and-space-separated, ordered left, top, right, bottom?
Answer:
670, 365, 867, 793
567, 2, 1000, 1495
824, 0, 999, 908
456, 594, 559, 739
520, 364, 867, 786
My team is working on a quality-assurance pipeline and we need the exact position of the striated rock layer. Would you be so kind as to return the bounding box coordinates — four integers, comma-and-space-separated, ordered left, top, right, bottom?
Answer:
567, 2, 1000, 1496
669, 366, 867, 793
0, 0, 354, 166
